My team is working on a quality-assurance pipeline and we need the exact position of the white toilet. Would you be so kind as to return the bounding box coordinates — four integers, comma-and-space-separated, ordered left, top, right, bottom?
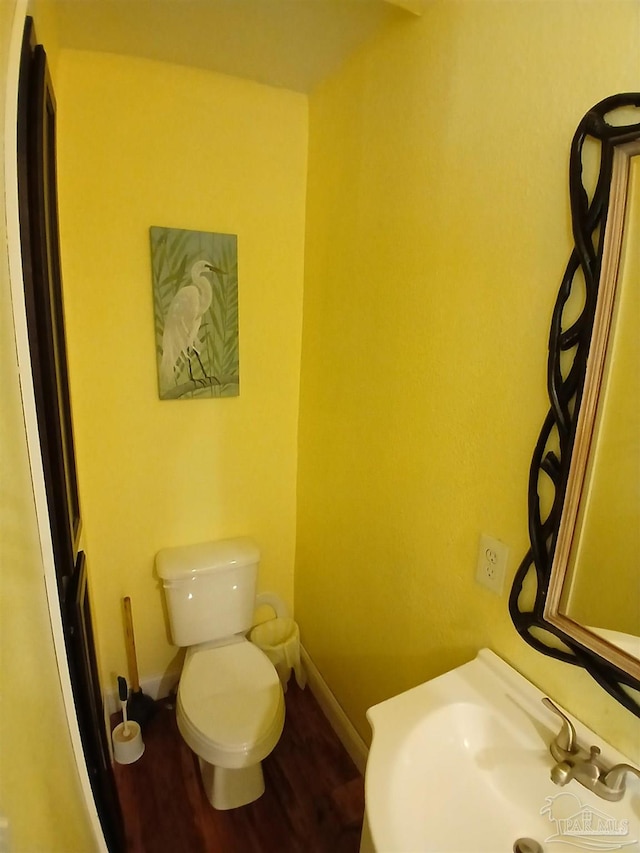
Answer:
156, 537, 285, 810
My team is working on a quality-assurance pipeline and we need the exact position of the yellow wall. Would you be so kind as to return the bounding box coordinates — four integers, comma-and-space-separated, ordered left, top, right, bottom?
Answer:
27, 0, 60, 76
56, 51, 308, 690
53, 1, 640, 768
0, 2, 98, 849
297, 0, 640, 761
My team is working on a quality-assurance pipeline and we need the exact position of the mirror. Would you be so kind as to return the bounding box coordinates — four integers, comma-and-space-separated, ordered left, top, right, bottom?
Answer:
547, 140, 640, 662
509, 94, 640, 716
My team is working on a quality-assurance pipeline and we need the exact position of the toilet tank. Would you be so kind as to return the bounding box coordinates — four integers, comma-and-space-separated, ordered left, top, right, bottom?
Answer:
156, 537, 260, 647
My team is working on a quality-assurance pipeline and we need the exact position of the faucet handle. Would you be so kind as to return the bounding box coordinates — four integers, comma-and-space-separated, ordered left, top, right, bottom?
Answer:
542, 697, 577, 757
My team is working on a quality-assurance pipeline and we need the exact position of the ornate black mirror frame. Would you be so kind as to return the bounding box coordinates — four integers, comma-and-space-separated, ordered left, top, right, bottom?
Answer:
509, 93, 640, 716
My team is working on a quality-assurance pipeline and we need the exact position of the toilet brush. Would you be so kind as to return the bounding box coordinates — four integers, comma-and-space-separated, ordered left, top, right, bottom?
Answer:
112, 675, 145, 763
118, 675, 130, 736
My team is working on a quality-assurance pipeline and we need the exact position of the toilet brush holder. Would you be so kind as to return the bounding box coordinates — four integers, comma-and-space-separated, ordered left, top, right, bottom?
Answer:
113, 674, 144, 763
112, 720, 144, 764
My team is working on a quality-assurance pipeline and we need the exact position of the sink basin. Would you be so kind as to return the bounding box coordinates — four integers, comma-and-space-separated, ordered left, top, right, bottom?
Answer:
363, 649, 640, 852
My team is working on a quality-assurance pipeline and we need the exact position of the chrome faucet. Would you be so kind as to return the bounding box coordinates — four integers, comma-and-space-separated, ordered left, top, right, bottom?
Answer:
542, 698, 640, 802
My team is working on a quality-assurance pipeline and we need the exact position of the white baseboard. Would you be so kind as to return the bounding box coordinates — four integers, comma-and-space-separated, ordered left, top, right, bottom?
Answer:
300, 646, 369, 776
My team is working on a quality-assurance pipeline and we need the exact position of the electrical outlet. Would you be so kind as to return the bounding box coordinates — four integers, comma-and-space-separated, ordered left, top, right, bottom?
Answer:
475, 533, 509, 595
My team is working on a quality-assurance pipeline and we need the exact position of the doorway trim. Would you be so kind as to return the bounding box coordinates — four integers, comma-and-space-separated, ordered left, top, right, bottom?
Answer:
3, 2, 107, 848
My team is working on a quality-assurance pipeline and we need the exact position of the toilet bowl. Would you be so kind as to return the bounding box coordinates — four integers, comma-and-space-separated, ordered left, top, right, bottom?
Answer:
176, 638, 285, 808
156, 537, 286, 810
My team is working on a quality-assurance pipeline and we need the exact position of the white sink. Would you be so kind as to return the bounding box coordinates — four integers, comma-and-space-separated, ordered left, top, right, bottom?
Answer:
363, 649, 640, 852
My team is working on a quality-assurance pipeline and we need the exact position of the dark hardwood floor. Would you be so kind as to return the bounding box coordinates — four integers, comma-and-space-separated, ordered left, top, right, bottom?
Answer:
111, 682, 365, 853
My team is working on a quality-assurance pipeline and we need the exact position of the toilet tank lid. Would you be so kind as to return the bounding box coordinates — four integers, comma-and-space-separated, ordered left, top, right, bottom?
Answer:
156, 537, 260, 581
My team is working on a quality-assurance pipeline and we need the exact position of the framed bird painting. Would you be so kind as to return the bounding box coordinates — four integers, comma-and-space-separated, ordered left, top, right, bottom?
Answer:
150, 226, 239, 400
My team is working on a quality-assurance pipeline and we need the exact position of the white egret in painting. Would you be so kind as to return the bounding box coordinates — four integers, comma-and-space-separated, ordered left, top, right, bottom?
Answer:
160, 260, 216, 387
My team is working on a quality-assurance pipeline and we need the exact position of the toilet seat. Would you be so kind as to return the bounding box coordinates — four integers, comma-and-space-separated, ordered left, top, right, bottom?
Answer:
177, 640, 285, 769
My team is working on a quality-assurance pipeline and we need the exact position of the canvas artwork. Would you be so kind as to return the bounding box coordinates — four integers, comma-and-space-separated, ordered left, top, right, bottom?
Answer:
150, 226, 239, 400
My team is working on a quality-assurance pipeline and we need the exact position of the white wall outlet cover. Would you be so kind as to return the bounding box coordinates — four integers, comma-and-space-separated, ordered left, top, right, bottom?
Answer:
476, 533, 509, 595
